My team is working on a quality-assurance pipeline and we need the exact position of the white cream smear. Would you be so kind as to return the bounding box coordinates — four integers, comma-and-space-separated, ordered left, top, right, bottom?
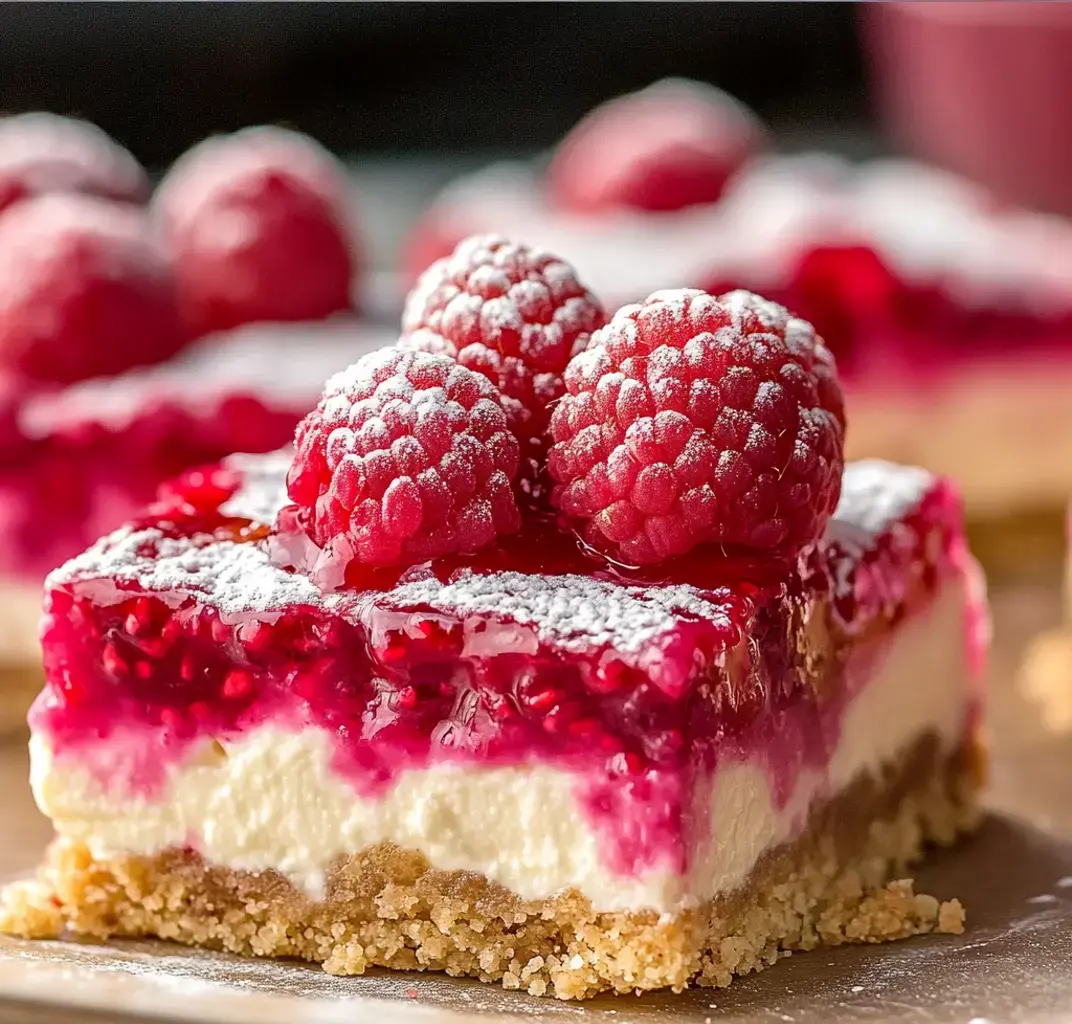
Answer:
31, 581, 973, 915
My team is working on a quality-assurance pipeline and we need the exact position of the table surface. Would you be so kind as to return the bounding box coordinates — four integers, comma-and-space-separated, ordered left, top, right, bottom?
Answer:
2, 574, 1071, 1023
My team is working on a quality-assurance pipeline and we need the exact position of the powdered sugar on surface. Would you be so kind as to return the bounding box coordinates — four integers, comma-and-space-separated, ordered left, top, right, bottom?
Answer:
402, 233, 598, 341
47, 524, 733, 656
48, 453, 942, 657
424, 154, 1072, 311
832, 460, 935, 540
718, 288, 793, 331
219, 451, 294, 526
0, 112, 146, 198
318, 346, 498, 413
47, 527, 323, 619
18, 319, 395, 437
387, 570, 734, 655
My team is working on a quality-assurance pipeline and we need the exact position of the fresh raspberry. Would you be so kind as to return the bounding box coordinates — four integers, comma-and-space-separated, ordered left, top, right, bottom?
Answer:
400, 235, 604, 443
548, 79, 766, 215
548, 288, 845, 564
287, 347, 521, 574
156, 126, 360, 337
0, 194, 185, 384
0, 112, 148, 217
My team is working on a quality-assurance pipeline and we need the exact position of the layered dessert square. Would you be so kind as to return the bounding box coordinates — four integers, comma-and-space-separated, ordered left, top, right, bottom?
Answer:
3, 267, 987, 999
3, 450, 985, 998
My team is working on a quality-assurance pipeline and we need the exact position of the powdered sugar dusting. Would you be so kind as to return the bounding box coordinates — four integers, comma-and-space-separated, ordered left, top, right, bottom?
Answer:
719, 289, 790, 331
387, 570, 734, 655
18, 320, 394, 437
47, 453, 945, 664
48, 527, 322, 619
419, 153, 1072, 312
219, 451, 293, 526
47, 522, 731, 657
319, 347, 488, 411
833, 460, 935, 539
0, 112, 147, 200
403, 233, 599, 340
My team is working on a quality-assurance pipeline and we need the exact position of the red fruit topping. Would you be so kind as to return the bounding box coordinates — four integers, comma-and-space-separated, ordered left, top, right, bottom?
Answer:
0, 194, 186, 384
548, 288, 845, 564
782, 245, 906, 359
548, 79, 766, 215
156, 126, 360, 337
153, 464, 242, 519
0, 112, 148, 216
400, 234, 605, 443
287, 347, 521, 575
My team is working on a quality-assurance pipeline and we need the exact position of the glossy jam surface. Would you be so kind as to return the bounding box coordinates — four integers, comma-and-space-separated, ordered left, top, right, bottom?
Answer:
33, 455, 973, 875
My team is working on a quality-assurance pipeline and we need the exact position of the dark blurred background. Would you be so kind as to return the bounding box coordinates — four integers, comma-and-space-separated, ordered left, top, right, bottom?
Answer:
5, 1, 1072, 261
0, 3, 870, 166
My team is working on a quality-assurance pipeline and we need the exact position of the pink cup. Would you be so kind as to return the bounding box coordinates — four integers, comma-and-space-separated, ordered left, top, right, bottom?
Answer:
865, 2, 1072, 214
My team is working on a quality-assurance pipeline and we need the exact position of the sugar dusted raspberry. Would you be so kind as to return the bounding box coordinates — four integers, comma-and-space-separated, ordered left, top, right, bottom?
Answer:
0, 194, 185, 384
0, 112, 148, 216
287, 347, 521, 573
548, 79, 766, 215
156, 126, 360, 337
548, 288, 845, 564
400, 235, 605, 443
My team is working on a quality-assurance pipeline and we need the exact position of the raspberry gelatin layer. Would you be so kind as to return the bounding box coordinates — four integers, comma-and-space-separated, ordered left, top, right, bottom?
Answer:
0, 320, 392, 683
6, 450, 988, 999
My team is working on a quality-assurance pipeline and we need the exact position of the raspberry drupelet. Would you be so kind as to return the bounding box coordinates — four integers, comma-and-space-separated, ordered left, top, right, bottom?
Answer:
548, 288, 845, 565
400, 235, 605, 445
286, 347, 521, 580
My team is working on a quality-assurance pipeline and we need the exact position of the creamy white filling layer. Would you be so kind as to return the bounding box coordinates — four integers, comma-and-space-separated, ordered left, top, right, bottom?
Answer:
31, 581, 973, 915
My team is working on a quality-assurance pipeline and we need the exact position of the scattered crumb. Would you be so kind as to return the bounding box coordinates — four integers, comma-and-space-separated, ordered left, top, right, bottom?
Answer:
938, 898, 966, 935
0, 879, 64, 939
